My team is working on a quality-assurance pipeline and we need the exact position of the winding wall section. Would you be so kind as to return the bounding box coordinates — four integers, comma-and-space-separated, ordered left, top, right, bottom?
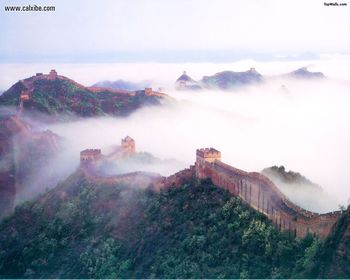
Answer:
195, 148, 340, 237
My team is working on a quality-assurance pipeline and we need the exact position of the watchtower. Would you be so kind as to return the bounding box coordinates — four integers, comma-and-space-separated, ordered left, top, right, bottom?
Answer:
49, 69, 58, 80
195, 148, 221, 179
121, 136, 135, 156
80, 149, 102, 166
196, 148, 221, 163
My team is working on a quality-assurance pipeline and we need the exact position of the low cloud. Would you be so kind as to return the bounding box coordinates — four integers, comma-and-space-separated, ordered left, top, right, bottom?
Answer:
38, 76, 350, 212
3, 58, 349, 212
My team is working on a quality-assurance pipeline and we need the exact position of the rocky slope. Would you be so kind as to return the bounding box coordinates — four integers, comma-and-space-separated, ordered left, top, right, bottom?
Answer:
0, 113, 60, 219
0, 114, 29, 219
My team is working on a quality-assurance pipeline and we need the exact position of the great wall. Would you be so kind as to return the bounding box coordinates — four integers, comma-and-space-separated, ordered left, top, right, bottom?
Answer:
194, 148, 340, 238
9, 71, 342, 238
80, 137, 341, 238
17, 70, 166, 114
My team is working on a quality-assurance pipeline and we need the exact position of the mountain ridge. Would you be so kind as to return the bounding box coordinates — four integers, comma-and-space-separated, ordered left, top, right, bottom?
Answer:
0, 170, 321, 278
175, 67, 326, 90
0, 70, 170, 119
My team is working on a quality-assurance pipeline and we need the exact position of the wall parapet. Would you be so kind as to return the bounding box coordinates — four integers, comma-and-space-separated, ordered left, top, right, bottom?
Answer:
195, 147, 341, 238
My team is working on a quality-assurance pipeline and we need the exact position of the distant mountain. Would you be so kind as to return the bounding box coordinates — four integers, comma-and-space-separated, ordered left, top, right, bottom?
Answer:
92, 79, 152, 91
0, 70, 169, 119
262, 165, 321, 190
284, 67, 326, 79
262, 166, 338, 213
174, 67, 326, 91
175, 71, 202, 90
174, 68, 263, 91
202, 68, 263, 89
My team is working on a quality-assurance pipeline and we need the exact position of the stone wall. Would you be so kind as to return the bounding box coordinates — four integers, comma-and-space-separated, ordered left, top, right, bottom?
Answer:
195, 149, 341, 238
79, 144, 341, 238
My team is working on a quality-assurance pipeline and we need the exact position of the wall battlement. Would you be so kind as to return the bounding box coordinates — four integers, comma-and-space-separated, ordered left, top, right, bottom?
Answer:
196, 148, 221, 162
195, 147, 340, 238
141, 87, 165, 97
80, 136, 136, 168
49, 69, 58, 80
80, 149, 102, 165
79, 143, 340, 238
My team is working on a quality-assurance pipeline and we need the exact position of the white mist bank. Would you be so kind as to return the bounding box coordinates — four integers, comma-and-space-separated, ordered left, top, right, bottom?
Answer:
2, 58, 349, 212
40, 76, 350, 213
1, 54, 350, 91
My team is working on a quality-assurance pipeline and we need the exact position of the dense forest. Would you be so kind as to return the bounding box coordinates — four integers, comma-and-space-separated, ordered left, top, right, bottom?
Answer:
1, 171, 344, 279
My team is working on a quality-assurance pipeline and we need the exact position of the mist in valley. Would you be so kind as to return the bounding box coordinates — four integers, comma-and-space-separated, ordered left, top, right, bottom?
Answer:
2, 58, 350, 213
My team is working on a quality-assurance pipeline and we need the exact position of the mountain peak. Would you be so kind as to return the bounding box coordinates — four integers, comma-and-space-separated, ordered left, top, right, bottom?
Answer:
175, 71, 202, 90
287, 67, 325, 79
176, 71, 195, 82
201, 68, 263, 89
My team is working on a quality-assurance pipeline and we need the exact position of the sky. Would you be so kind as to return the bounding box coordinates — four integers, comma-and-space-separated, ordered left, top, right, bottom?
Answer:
1, 0, 350, 63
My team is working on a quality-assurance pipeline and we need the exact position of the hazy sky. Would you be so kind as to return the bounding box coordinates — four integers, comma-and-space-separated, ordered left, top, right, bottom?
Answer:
1, 0, 349, 62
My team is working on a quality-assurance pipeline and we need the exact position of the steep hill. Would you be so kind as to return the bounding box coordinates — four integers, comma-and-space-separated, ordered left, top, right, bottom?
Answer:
262, 166, 339, 213
262, 165, 321, 190
0, 113, 60, 219
175, 71, 202, 90
299, 206, 350, 278
0, 171, 321, 278
0, 71, 168, 119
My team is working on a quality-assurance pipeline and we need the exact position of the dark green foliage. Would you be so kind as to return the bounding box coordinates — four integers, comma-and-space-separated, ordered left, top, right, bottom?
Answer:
0, 78, 163, 118
300, 208, 350, 279
0, 174, 322, 278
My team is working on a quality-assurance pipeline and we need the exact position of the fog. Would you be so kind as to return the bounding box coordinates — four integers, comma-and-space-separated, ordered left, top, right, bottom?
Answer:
266, 174, 340, 214
1, 54, 350, 91
37, 77, 350, 213
2, 58, 350, 213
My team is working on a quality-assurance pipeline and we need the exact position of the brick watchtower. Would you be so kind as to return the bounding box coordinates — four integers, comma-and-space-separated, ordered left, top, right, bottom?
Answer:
195, 148, 221, 179
49, 69, 58, 80
80, 149, 102, 166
